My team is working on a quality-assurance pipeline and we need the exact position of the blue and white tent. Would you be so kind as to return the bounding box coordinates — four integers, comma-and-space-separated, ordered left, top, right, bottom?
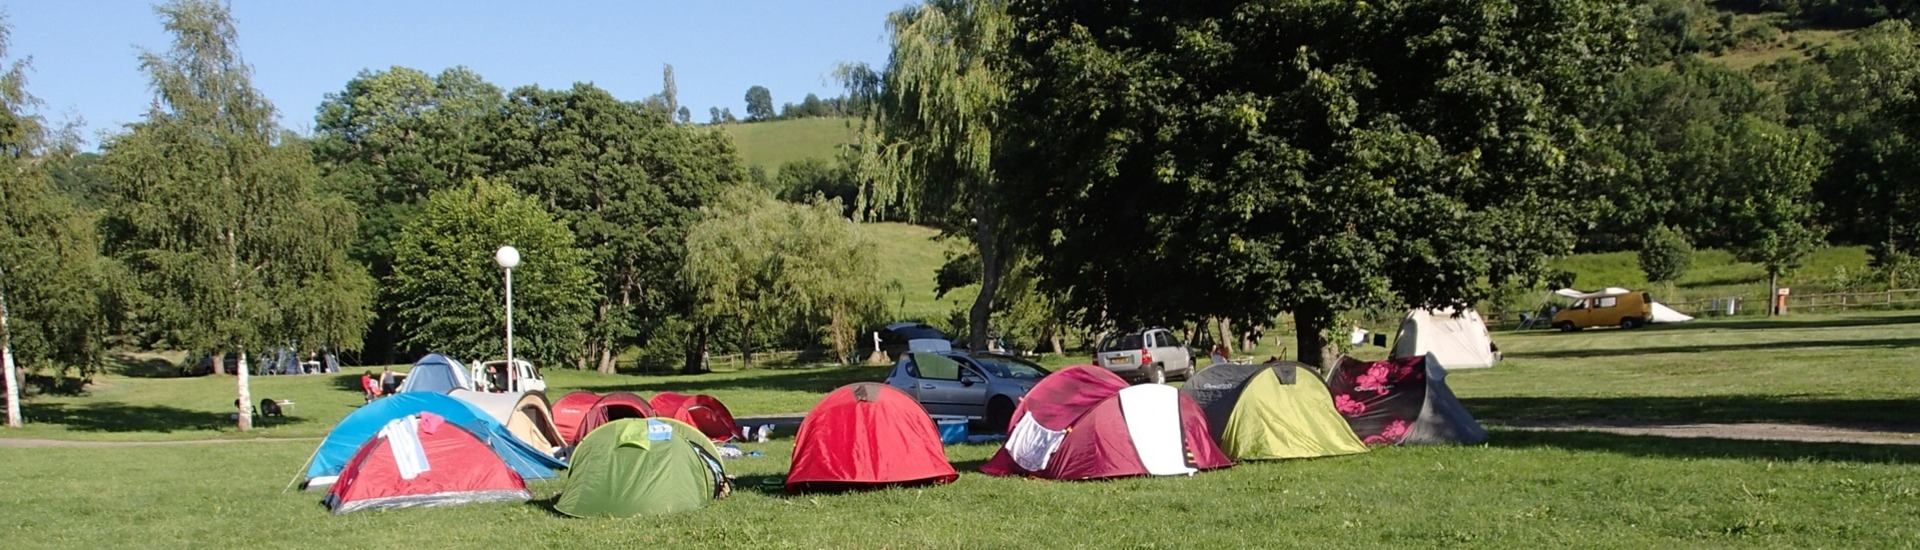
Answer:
396, 353, 474, 393
302, 392, 566, 489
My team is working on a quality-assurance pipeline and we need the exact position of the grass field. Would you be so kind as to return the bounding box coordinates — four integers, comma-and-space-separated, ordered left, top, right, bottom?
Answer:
1550, 246, 1875, 307
717, 117, 856, 175
4, 311, 1919, 547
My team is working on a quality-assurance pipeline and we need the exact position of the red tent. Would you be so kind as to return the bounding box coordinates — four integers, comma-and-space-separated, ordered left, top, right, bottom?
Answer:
981, 365, 1230, 480
571, 392, 657, 445
649, 392, 739, 442
552, 391, 600, 444
786, 382, 958, 493
324, 413, 531, 514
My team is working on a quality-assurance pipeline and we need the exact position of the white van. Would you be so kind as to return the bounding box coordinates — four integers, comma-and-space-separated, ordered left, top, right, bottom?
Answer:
471, 358, 547, 393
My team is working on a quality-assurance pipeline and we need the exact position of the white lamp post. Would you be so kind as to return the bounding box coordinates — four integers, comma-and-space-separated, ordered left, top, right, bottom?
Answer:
495, 246, 521, 370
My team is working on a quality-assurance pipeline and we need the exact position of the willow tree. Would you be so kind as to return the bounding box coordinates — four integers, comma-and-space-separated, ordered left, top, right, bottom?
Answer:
850, 0, 1013, 350
101, 0, 371, 430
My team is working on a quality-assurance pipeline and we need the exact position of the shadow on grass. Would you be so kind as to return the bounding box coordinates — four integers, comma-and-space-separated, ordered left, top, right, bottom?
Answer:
108, 353, 186, 379
22, 401, 313, 433
1489, 428, 1920, 465
594, 366, 888, 397
1646, 313, 1920, 332
1466, 395, 1920, 426
1512, 336, 1920, 360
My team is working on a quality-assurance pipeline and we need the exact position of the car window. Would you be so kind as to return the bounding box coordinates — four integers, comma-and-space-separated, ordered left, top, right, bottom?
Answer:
1598, 296, 1617, 308
972, 355, 1049, 380
1158, 331, 1183, 348
1099, 333, 1145, 352
912, 352, 962, 380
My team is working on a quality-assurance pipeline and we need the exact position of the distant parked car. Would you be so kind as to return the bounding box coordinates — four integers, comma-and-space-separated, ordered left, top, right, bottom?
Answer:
884, 350, 1050, 432
472, 358, 546, 393
876, 321, 954, 361
1094, 328, 1193, 384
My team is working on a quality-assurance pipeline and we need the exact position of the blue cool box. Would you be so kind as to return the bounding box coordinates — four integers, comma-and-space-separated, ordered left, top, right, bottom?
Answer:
934, 417, 968, 445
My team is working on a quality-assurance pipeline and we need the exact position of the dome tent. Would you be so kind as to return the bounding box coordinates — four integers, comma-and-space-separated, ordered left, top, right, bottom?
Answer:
302, 392, 565, 489
1181, 361, 1368, 460
786, 383, 957, 493
448, 389, 567, 456
1326, 354, 1486, 445
552, 391, 601, 443
324, 413, 531, 514
570, 392, 657, 445
396, 354, 474, 393
980, 366, 1230, 480
1390, 307, 1499, 370
555, 418, 731, 517
649, 392, 739, 443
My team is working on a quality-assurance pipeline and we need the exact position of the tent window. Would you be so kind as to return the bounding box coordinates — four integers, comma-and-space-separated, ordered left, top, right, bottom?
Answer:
911, 352, 962, 381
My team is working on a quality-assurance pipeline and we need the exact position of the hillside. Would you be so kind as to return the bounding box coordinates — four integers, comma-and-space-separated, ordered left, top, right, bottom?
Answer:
863, 222, 969, 325
717, 117, 858, 174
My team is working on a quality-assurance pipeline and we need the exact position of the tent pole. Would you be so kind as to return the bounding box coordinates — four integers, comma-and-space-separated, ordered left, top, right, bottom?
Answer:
282, 444, 325, 493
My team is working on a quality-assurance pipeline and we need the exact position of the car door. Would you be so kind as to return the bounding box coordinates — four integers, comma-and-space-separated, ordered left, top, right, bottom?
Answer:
904, 352, 971, 417
1154, 330, 1191, 374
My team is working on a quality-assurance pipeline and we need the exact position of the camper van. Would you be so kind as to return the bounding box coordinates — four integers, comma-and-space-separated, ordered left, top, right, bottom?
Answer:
1552, 288, 1654, 331
473, 359, 547, 393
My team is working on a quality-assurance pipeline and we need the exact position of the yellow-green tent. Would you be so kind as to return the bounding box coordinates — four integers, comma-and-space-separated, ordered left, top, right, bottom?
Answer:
555, 418, 729, 517
1180, 361, 1368, 460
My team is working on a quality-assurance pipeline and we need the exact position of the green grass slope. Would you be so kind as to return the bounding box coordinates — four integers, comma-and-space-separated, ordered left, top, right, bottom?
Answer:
717, 117, 856, 174
865, 222, 969, 325
1551, 245, 1873, 303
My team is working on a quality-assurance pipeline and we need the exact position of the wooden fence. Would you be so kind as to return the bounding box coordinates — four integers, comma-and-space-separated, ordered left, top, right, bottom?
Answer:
1487, 288, 1920, 330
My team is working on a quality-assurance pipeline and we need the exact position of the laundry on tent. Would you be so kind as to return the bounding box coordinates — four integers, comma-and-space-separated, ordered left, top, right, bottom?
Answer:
570, 392, 657, 445
1181, 361, 1369, 460
980, 366, 1230, 480
786, 383, 957, 493
396, 353, 476, 394
1326, 354, 1486, 445
1391, 307, 1500, 370
301, 392, 565, 490
649, 392, 740, 443
555, 418, 732, 517
322, 412, 532, 514
447, 389, 567, 456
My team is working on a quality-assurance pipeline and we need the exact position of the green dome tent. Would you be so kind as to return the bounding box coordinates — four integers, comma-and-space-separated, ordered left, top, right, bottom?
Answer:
1180, 361, 1369, 460
555, 418, 730, 517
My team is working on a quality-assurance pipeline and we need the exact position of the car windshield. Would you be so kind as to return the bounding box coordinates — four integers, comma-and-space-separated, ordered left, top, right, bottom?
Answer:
970, 355, 1049, 380
1099, 333, 1145, 352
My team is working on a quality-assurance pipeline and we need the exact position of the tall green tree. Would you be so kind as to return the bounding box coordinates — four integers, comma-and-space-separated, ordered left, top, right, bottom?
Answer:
851, 0, 1014, 351
100, 0, 370, 430
311, 65, 503, 363
0, 17, 113, 427
744, 85, 774, 122
485, 83, 744, 372
1724, 116, 1829, 312
387, 179, 594, 366
1000, 0, 1635, 366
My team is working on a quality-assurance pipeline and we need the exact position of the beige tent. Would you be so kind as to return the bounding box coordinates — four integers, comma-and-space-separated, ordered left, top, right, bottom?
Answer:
448, 389, 568, 456
1390, 307, 1498, 370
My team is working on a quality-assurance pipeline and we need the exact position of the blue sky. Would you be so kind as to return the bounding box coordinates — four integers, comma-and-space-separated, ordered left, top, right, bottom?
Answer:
5, 1, 906, 147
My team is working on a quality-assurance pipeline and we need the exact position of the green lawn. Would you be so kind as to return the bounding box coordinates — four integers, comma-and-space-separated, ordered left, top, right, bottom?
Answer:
717, 117, 856, 175
4, 310, 1920, 547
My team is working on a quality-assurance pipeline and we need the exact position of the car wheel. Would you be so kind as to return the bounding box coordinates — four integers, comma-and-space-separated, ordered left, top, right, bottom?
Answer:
1557, 321, 1578, 332
1149, 364, 1167, 385
1620, 317, 1641, 330
986, 397, 1015, 435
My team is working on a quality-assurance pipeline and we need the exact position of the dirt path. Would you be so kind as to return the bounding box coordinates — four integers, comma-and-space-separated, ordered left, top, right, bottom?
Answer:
0, 437, 319, 449
1493, 420, 1920, 446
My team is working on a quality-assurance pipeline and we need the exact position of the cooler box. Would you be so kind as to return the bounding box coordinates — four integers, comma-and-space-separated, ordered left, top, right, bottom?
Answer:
933, 416, 969, 445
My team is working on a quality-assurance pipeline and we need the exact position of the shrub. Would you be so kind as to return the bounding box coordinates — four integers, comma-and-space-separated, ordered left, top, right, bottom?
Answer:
1640, 225, 1695, 283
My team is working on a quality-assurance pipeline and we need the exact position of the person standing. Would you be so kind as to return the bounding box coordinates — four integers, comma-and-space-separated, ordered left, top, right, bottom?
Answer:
379, 366, 397, 395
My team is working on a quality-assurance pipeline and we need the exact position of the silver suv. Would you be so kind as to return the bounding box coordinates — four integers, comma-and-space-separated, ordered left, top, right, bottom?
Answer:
1094, 328, 1193, 384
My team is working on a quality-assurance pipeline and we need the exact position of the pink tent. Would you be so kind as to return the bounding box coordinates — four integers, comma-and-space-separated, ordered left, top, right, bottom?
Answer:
981, 365, 1229, 480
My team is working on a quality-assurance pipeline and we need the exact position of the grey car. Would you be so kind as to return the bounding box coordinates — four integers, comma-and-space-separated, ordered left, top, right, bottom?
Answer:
1094, 328, 1193, 384
884, 350, 1050, 432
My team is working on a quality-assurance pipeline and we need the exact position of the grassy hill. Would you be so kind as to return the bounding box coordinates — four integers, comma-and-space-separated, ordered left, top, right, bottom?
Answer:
1551, 245, 1874, 303
865, 222, 969, 326
717, 117, 857, 175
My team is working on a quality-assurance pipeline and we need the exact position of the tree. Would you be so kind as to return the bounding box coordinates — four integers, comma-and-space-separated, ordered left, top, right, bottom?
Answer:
1725, 116, 1828, 314
1000, 0, 1635, 366
684, 188, 886, 367
387, 179, 594, 366
311, 65, 504, 363
1639, 225, 1695, 284
661, 63, 678, 117
852, 0, 1015, 351
744, 85, 774, 122
484, 83, 744, 372
677, 106, 692, 124
100, 0, 371, 430
0, 17, 114, 427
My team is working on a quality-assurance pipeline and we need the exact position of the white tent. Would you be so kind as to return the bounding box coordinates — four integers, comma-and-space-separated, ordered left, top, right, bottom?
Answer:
1390, 307, 1499, 370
